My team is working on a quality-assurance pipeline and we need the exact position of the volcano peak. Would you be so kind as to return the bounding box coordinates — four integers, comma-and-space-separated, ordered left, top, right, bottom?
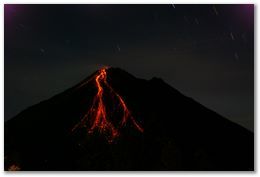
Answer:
71, 66, 143, 142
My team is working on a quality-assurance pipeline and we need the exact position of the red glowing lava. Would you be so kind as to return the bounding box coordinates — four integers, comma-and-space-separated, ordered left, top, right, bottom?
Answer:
72, 67, 143, 142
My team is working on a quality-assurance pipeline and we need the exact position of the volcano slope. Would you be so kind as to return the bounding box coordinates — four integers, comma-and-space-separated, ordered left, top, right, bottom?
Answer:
4, 67, 254, 171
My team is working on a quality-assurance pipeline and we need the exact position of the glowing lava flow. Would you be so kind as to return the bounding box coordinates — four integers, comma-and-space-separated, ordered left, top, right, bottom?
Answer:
72, 67, 143, 142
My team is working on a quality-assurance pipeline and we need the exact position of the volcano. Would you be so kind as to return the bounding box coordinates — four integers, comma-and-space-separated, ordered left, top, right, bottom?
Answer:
4, 67, 254, 171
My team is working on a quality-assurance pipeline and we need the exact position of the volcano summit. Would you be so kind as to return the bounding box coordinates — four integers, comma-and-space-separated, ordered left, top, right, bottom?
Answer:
71, 67, 143, 142
5, 67, 254, 171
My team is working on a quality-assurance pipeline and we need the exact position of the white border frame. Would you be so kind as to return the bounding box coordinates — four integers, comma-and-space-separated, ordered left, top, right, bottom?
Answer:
1, 1, 257, 176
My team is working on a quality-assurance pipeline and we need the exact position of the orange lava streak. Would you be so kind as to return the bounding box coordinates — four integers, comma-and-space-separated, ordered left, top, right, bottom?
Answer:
103, 79, 144, 133
72, 67, 143, 142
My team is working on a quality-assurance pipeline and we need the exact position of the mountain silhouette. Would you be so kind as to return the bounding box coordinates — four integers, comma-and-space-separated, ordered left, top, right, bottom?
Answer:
4, 67, 254, 171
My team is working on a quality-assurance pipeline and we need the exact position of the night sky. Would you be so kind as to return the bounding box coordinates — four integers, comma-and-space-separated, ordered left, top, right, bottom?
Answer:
4, 4, 254, 131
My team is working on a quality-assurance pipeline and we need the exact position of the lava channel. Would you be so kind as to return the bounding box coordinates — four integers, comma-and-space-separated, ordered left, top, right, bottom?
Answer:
72, 67, 143, 142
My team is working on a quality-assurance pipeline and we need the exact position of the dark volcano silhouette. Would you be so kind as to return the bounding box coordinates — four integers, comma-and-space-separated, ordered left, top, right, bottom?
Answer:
5, 67, 254, 171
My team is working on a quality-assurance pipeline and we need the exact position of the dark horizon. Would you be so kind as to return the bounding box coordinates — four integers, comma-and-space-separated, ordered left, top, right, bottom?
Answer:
5, 4, 254, 131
